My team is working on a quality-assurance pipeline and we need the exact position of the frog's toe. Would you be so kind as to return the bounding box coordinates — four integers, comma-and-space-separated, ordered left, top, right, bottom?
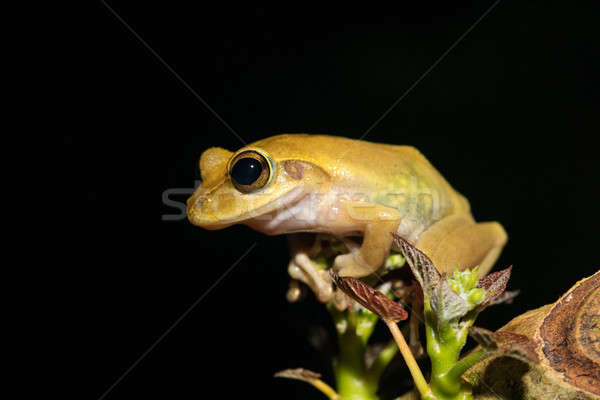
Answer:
288, 255, 333, 302
286, 279, 306, 302
332, 288, 348, 311
333, 253, 372, 278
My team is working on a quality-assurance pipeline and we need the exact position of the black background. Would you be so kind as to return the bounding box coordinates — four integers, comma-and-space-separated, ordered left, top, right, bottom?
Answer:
70, 2, 599, 399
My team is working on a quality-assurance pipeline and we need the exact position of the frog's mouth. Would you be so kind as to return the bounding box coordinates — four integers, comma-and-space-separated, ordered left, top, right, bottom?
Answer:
244, 187, 316, 235
187, 186, 307, 230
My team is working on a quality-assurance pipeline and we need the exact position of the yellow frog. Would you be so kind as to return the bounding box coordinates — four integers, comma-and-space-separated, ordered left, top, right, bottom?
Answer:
187, 134, 506, 298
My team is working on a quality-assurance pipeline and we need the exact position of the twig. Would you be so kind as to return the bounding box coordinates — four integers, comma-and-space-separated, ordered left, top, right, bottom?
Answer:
386, 321, 433, 399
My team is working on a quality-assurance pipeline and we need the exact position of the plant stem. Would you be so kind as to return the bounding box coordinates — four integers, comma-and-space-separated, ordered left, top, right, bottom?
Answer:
328, 305, 381, 400
366, 339, 398, 385
334, 329, 380, 400
446, 349, 488, 383
424, 301, 474, 400
311, 378, 343, 400
386, 320, 434, 399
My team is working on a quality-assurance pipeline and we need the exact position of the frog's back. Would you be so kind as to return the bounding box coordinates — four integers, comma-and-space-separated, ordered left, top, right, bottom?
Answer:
250, 134, 417, 170
250, 134, 471, 223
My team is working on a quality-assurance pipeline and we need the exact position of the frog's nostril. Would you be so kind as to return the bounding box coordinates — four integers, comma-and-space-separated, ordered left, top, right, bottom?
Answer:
186, 194, 205, 225
187, 194, 206, 211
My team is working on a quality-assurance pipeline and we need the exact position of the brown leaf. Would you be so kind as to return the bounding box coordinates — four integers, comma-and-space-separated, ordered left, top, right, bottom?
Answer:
392, 234, 440, 297
412, 279, 424, 304
477, 266, 512, 307
329, 270, 408, 323
274, 368, 321, 382
469, 326, 539, 364
468, 326, 498, 349
464, 272, 600, 398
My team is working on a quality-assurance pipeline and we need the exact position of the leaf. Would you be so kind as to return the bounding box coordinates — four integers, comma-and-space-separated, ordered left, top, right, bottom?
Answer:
329, 270, 408, 323
393, 234, 472, 321
392, 234, 440, 297
464, 272, 600, 399
489, 289, 520, 305
431, 278, 471, 322
412, 279, 424, 304
468, 326, 499, 348
274, 368, 321, 382
476, 266, 513, 308
468, 326, 539, 364
275, 368, 342, 400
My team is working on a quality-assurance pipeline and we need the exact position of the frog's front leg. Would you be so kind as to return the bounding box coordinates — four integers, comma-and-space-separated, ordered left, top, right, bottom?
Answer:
333, 201, 401, 278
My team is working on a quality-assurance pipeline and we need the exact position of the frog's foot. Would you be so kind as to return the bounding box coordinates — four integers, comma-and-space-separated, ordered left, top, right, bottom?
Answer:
285, 279, 306, 303
333, 203, 400, 277
332, 287, 348, 311
333, 252, 374, 278
288, 253, 333, 302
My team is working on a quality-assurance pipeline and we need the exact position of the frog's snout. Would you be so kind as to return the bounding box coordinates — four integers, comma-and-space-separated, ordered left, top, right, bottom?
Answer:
186, 189, 207, 221
186, 193, 202, 209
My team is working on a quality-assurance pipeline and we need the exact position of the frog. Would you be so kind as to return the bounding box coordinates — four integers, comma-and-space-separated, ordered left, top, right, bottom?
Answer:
187, 134, 507, 302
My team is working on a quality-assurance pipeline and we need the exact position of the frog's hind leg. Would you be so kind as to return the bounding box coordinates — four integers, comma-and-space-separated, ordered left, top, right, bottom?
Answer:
287, 234, 334, 302
415, 215, 507, 276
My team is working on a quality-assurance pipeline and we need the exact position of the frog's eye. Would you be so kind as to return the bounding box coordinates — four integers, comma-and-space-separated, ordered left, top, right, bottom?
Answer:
230, 151, 270, 193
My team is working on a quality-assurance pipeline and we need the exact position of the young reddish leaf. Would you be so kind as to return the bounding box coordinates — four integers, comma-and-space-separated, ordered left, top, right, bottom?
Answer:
329, 270, 408, 323
477, 266, 512, 307
469, 326, 539, 364
392, 234, 440, 297
393, 234, 473, 321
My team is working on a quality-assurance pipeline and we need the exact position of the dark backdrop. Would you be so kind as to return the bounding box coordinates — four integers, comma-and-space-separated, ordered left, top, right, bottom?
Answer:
73, 2, 599, 399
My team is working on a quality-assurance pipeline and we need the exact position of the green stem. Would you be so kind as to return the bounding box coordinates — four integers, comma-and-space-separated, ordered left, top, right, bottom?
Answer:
329, 306, 380, 400
424, 300, 476, 400
446, 349, 489, 383
334, 330, 379, 400
366, 339, 398, 385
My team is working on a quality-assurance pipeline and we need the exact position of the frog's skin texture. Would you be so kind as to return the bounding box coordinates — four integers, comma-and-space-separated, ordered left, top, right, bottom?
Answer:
187, 134, 507, 287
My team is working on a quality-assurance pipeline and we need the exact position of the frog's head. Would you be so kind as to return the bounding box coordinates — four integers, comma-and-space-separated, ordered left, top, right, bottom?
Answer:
187, 135, 331, 231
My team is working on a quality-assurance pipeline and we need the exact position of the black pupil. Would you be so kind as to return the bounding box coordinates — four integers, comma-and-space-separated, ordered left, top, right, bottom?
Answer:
231, 157, 263, 185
